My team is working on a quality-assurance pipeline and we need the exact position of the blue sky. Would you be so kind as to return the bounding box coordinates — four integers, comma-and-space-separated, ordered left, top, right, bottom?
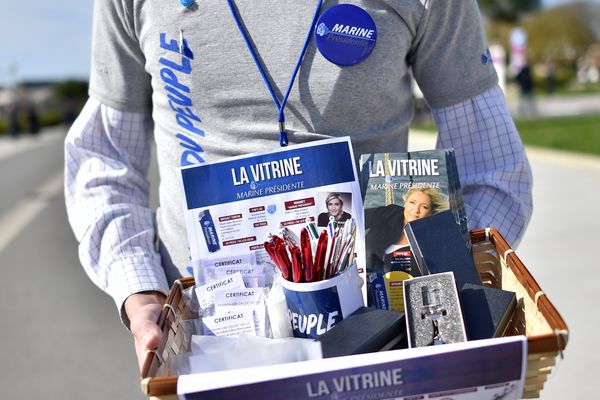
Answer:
0, 0, 597, 86
0, 1, 92, 86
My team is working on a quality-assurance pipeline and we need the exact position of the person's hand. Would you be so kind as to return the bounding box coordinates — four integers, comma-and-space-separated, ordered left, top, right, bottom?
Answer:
124, 291, 166, 372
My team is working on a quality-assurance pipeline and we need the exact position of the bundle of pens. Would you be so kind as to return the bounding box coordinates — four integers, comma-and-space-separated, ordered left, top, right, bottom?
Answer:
264, 218, 357, 283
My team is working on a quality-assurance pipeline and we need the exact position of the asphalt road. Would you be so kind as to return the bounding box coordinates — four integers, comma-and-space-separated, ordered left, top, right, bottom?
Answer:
0, 128, 145, 400
0, 123, 598, 399
511, 147, 600, 400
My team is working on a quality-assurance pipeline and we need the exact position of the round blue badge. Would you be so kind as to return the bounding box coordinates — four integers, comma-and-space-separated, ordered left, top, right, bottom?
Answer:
314, 4, 377, 67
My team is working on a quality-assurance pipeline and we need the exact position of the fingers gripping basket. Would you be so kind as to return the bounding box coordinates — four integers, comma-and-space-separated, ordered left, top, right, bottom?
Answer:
140, 228, 568, 399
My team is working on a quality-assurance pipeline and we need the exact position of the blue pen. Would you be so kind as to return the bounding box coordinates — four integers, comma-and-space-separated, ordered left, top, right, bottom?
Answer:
327, 216, 337, 238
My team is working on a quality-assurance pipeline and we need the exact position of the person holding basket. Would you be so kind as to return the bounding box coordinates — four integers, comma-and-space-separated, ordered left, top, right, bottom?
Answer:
65, 0, 532, 370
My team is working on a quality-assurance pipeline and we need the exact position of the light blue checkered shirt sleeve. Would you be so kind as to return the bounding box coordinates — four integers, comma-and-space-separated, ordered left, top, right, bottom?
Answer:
432, 85, 533, 247
64, 98, 169, 326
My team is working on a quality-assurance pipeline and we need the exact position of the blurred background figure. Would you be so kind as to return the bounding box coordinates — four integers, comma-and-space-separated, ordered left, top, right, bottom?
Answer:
27, 104, 40, 135
7, 102, 20, 138
544, 58, 557, 95
515, 62, 537, 117
507, 27, 538, 117
509, 27, 528, 81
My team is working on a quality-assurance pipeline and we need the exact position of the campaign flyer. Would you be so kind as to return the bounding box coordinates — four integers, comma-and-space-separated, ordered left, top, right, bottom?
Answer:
179, 137, 365, 291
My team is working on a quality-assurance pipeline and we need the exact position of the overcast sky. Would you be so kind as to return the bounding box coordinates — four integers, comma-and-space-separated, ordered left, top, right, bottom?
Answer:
0, 0, 598, 86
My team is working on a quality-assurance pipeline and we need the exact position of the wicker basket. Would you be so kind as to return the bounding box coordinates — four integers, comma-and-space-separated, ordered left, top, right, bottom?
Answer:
140, 228, 568, 399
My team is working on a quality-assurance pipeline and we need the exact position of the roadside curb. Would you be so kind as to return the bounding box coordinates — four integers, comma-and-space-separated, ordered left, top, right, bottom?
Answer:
523, 146, 600, 172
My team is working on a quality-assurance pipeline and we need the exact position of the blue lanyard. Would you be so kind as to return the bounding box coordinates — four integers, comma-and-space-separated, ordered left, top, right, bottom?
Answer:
226, 0, 324, 147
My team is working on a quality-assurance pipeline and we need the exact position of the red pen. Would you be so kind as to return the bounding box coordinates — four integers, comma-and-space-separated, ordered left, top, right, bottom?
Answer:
300, 228, 314, 282
271, 234, 291, 276
271, 234, 285, 248
264, 241, 290, 280
291, 245, 304, 283
313, 229, 328, 281
275, 240, 293, 281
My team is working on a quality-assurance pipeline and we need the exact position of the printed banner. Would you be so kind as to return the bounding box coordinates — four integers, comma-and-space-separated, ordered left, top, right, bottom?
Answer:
177, 336, 527, 399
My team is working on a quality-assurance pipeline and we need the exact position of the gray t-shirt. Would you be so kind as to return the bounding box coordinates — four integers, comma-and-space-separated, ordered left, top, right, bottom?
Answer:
89, 0, 497, 279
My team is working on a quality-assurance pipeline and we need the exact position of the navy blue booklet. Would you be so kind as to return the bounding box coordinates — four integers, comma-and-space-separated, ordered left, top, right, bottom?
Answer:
404, 209, 481, 288
460, 283, 517, 340
316, 307, 406, 358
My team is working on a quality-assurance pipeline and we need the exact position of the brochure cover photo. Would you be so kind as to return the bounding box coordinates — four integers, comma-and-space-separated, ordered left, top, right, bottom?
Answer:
359, 149, 467, 312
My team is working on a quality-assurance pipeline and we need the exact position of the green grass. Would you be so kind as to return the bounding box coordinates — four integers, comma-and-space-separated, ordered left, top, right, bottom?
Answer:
411, 114, 600, 157
515, 114, 600, 156
552, 84, 600, 97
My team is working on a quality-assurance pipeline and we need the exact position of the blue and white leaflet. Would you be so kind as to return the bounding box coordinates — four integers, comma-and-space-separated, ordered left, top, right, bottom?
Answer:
179, 137, 366, 295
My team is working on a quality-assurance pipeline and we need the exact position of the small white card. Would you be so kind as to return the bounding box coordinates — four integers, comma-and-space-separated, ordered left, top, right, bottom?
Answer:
195, 273, 246, 310
214, 288, 267, 336
202, 310, 256, 337
200, 252, 257, 270
212, 265, 266, 288
213, 288, 265, 308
